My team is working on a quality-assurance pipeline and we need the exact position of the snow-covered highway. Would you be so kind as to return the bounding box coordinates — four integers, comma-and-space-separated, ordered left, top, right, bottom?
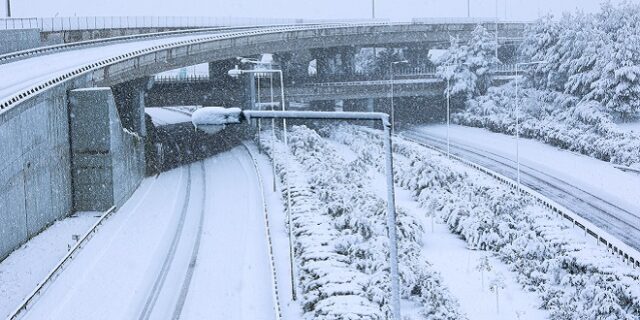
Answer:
401, 126, 640, 252
15, 146, 280, 320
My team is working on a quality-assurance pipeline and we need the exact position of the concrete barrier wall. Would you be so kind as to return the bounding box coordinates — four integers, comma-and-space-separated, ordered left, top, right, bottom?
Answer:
0, 29, 41, 54
0, 78, 144, 261
0, 84, 79, 260
68, 88, 145, 211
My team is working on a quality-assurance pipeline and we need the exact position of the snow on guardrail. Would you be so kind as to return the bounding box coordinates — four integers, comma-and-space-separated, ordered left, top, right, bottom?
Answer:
7, 206, 117, 320
0, 16, 387, 32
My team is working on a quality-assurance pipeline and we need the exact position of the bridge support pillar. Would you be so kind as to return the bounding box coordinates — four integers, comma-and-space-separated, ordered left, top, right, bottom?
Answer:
111, 77, 153, 138
68, 88, 145, 211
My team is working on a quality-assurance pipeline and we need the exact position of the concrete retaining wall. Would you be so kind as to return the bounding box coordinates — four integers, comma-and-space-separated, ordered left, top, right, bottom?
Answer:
0, 84, 79, 261
0, 29, 41, 54
0, 78, 144, 261
68, 88, 144, 211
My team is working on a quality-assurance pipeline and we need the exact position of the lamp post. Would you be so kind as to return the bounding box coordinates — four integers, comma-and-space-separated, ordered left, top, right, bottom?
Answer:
467, 0, 471, 18
495, 0, 499, 59
228, 65, 288, 147
443, 62, 469, 159
6, 0, 10, 17
390, 60, 408, 135
371, 0, 375, 19
514, 61, 546, 192
229, 64, 297, 301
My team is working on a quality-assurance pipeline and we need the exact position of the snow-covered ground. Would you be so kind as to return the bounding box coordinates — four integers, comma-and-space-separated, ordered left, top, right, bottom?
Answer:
414, 124, 640, 215
618, 120, 640, 134
0, 212, 99, 319
1, 147, 282, 320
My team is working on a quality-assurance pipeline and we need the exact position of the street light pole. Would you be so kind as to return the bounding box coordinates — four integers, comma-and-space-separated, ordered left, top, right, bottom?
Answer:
228, 65, 296, 300
467, 0, 471, 18
514, 61, 546, 193
495, 0, 499, 59
446, 75, 451, 159
371, 0, 375, 19
390, 60, 408, 135
6, 0, 11, 17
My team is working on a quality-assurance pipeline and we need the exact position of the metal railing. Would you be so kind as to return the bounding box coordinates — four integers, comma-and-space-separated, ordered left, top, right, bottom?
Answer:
0, 16, 386, 32
154, 75, 211, 84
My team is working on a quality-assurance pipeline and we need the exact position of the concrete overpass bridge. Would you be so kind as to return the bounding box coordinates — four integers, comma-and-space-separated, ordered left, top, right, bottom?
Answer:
0, 20, 528, 260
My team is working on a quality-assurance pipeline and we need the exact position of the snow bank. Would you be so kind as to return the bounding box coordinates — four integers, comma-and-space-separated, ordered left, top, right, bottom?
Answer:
191, 107, 242, 134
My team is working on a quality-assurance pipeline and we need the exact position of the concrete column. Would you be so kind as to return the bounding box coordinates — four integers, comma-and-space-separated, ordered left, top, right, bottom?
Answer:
341, 47, 357, 76
367, 98, 375, 112
311, 48, 330, 81
68, 88, 145, 212
111, 77, 153, 137
334, 100, 344, 112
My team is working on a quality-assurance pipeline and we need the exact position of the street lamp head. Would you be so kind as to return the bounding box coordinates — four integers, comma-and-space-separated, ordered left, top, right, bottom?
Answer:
392, 60, 409, 65
227, 65, 243, 78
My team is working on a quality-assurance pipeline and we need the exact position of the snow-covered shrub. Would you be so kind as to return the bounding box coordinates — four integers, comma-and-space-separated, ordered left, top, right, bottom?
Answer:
455, 84, 640, 167
264, 126, 466, 319
260, 136, 386, 319
328, 124, 640, 320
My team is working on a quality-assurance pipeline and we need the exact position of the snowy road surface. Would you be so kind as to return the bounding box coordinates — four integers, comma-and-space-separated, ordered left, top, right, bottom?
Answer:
20, 148, 277, 320
0, 27, 267, 102
402, 125, 640, 251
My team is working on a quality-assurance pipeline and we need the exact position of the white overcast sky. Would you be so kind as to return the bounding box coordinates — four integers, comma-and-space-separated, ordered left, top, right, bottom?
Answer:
5, 0, 629, 21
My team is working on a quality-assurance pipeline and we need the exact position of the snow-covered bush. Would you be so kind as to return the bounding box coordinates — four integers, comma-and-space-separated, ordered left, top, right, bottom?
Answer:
261, 126, 466, 319
455, 84, 640, 167
328, 124, 640, 320
519, 1, 640, 120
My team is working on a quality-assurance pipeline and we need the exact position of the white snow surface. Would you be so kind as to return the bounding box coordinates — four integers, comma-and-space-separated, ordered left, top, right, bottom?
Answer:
0, 212, 99, 319
191, 107, 242, 134
17, 149, 279, 320
145, 107, 193, 126
416, 124, 640, 215
0, 33, 229, 102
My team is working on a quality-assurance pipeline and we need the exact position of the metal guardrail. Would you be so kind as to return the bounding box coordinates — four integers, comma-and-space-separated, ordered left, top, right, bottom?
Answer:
154, 75, 211, 84
0, 16, 387, 32
400, 133, 640, 269
0, 24, 296, 65
7, 206, 118, 320
240, 141, 284, 320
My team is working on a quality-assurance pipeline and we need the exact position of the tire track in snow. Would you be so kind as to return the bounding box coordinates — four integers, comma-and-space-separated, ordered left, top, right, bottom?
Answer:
138, 165, 193, 320
171, 161, 207, 319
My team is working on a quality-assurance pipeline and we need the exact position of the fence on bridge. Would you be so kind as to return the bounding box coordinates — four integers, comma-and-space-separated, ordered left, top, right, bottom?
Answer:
0, 16, 385, 32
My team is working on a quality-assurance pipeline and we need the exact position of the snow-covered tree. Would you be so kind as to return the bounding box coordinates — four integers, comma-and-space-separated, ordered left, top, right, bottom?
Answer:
475, 255, 493, 290
437, 25, 499, 99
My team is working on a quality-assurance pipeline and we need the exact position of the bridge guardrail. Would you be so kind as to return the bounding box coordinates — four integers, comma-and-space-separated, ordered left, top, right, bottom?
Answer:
0, 22, 399, 114
0, 16, 388, 32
